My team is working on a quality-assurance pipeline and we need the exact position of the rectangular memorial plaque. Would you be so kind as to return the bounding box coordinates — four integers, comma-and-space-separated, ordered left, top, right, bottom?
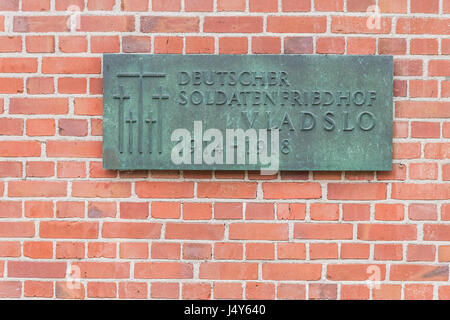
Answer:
103, 54, 393, 171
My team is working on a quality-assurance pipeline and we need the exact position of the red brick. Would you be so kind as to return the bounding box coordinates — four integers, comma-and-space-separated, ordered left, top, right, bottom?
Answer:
277, 203, 306, 220
282, 0, 310, 11
23, 241, 53, 259
246, 282, 275, 299
186, 36, 215, 54
153, 0, 181, 11
88, 162, 117, 179
56, 201, 84, 218
397, 18, 450, 35
73, 262, 129, 279
87, 282, 116, 298
198, 182, 256, 199
0, 241, 20, 257
391, 264, 448, 281
26, 36, 54, 53
229, 223, 287, 240
119, 282, 147, 299
347, 37, 376, 54
424, 225, 450, 241
8, 261, 66, 278
245, 203, 273, 220
425, 143, 450, 159
26, 77, 53, 95
151, 282, 178, 299
294, 223, 353, 240
375, 203, 404, 221
332, 16, 391, 34
429, 60, 450, 77
14, 16, 69, 33
47, 141, 102, 158
277, 243, 306, 260
396, 101, 450, 118
88, 0, 115, 10
26, 161, 54, 178
88, 242, 116, 258
183, 243, 212, 260
154, 36, 183, 53
42, 57, 101, 74
25, 201, 53, 218
56, 242, 84, 259
328, 183, 386, 200
123, 36, 151, 53
9, 181, 65, 197
341, 243, 370, 259
309, 283, 337, 300
342, 203, 370, 221
249, 0, 277, 12
59, 36, 87, 53
410, 80, 438, 98
393, 80, 407, 97
150, 202, 180, 219
439, 286, 450, 299
151, 242, 180, 259
135, 262, 193, 279
375, 244, 403, 261
166, 223, 224, 240
0, 58, 37, 73
0, 118, 23, 135
410, 39, 438, 55
263, 182, 321, 199
392, 183, 450, 200
79, 16, 134, 32
310, 203, 339, 221
268, 17, 326, 33
316, 37, 345, 54
315, 0, 343, 11
407, 244, 436, 262
409, 203, 438, 221
347, 0, 374, 12
121, 0, 148, 11
0, 282, 21, 298
379, 0, 407, 13
141, 16, 199, 33
120, 202, 148, 220
405, 284, 433, 300
358, 224, 416, 240
183, 203, 212, 220
378, 38, 406, 55
277, 283, 306, 299
219, 37, 248, 54
55, 0, 84, 10
183, 282, 211, 299
102, 222, 161, 239
327, 264, 386, 281
55, 282, 85, 299
214, 243, 243, 260
0, 0, 19, 10
341, 284, 370, 300
40, 221, 98, 239
0, 222, 34, 238
204, 17, 263, 33
185, 0, 213, 12
394, 59, 423, 76
0, 162, 22, 178
439, 245, 450, 262
310, 243, 338, 260
373, 284, 402, 300
120, 242, 148, 259
246, 243, 274, 260
409, 163, 438, 180
263, 263, 321, 280
200, 262, 258, 280
87, 202, 116, 219
411, 0, 439, 13
0, 36, 22, 52
24, 281, 53, 298
252, 37, 281, 54
284, 37, 313, 54
91, 36, 120, 53
217, 0, 245, 11
214, 282, 243, 299
57, 161, 86, 178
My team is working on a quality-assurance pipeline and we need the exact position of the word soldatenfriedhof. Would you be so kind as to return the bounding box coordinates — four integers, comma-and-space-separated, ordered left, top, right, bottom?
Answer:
103, 54, 393, 171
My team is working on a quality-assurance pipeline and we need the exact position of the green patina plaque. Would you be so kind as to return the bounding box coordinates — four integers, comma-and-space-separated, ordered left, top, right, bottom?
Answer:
103, 54, 393, 171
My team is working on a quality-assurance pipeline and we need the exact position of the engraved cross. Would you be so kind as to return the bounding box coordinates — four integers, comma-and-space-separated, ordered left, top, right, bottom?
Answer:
152, 85, 170, 154
113, 85, 130, 154
125, 111, 137, 154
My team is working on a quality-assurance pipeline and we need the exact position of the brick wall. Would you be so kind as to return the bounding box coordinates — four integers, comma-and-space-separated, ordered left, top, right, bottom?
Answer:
0, 0, 449, 300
